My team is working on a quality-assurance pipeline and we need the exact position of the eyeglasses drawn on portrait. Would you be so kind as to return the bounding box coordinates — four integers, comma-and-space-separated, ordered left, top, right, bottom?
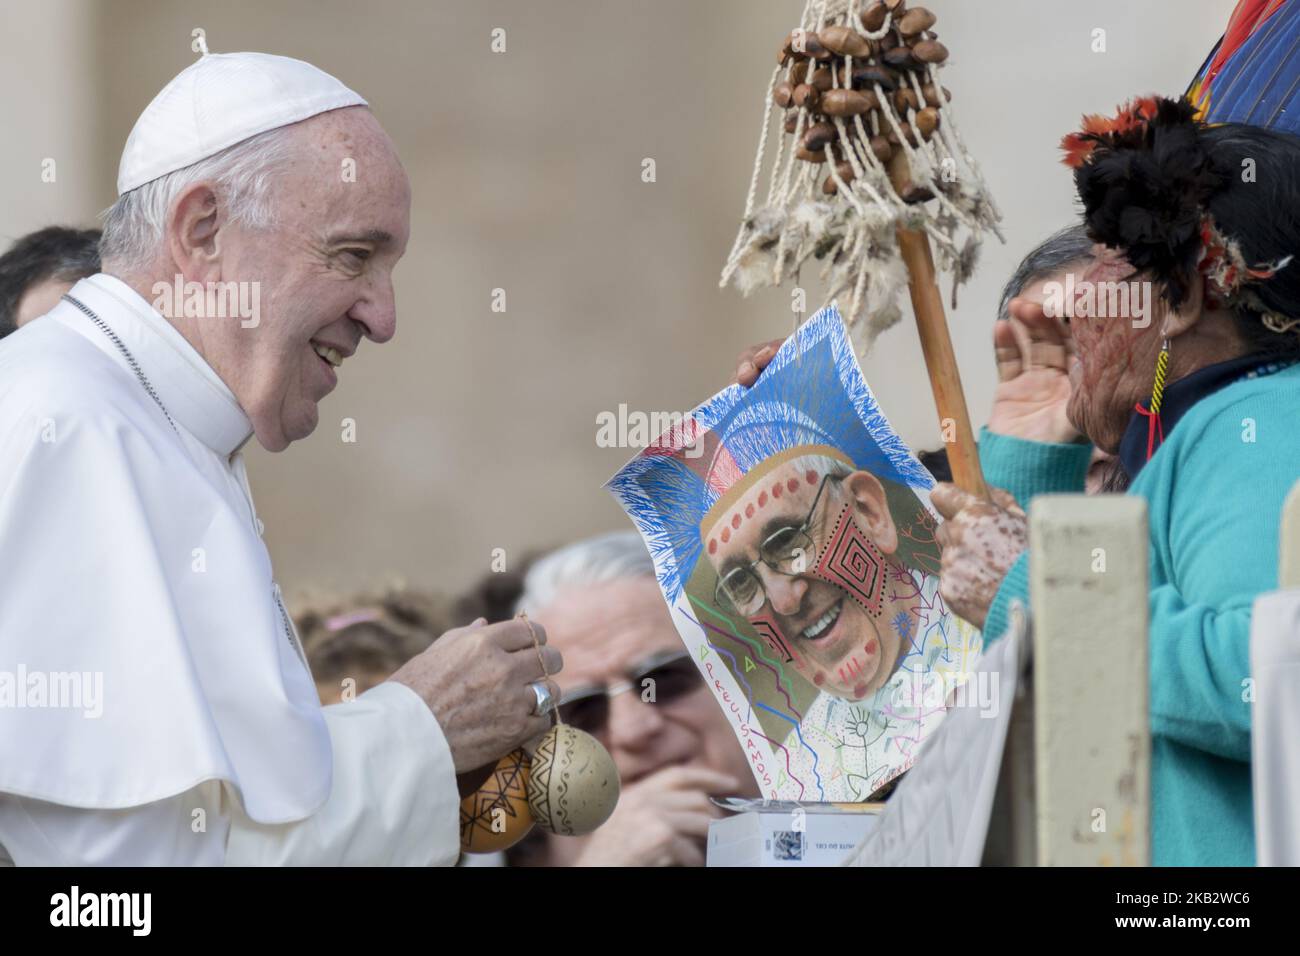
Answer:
687, 443, 942, 708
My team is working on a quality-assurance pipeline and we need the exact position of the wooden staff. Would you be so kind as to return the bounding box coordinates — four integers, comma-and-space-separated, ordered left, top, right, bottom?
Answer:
887, 151, 989, 500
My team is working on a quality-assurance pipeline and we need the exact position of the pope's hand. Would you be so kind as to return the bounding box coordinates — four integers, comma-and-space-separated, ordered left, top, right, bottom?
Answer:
571, 766, 739, 867
387, 618, 562, 773
988, 297, 1082, 444
734, 338, 786, 388
931, 482, 1028, 630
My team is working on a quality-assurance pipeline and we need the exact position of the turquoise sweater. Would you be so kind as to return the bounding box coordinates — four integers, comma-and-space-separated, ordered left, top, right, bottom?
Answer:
980, 362, 1300, 867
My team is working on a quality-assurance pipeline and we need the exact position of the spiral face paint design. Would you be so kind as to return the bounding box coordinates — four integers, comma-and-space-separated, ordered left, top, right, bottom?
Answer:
813, 504, 886, 617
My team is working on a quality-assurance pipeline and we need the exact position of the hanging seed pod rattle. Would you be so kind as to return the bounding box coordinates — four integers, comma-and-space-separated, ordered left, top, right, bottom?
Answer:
519, 613, 621, 835
720, 0, 1002, 498
459, 747, 535, 853
459, 614, 620, 853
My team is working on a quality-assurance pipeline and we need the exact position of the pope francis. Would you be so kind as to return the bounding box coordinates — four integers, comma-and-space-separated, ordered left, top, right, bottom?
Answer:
0, 51, 563, 865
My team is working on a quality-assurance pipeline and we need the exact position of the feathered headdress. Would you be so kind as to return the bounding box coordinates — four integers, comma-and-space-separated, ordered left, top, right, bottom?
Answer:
1061, 96, 1229, 308
1061, 94, 1294, 312
1189, 0, 1298, 132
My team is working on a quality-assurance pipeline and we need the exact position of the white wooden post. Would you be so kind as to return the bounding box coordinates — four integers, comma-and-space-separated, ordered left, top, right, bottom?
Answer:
1280, 482, 1300, 588
1029, 495, 1150, 866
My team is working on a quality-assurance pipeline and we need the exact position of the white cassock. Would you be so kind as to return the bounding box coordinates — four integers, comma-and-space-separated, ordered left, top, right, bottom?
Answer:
0, 274, 460, 865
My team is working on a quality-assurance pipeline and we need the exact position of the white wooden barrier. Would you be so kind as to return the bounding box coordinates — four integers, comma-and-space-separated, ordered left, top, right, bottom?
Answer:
1252, 480, 1300, 865
845, 481, 1300, 867
1281, 482, 1300, 588
1029, 495, 1150, 866
842, 494, 1151, 866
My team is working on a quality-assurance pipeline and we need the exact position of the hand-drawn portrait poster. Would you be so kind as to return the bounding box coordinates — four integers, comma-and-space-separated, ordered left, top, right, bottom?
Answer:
607, 306, 980, 801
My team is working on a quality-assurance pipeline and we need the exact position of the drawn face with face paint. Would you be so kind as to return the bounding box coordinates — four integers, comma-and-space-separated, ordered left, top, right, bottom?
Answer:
702, 456, 915, 701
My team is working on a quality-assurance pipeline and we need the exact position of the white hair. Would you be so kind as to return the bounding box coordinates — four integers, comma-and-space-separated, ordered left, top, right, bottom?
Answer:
99, 124, 300, 274
517, 530, 656, 616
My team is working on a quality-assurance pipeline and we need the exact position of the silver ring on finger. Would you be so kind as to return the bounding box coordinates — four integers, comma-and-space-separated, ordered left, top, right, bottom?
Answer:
529, 680, 555, 717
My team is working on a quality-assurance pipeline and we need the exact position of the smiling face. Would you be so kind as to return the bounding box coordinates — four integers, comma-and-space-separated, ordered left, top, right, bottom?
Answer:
164, 107, 412, 451
702, 458, 914, 701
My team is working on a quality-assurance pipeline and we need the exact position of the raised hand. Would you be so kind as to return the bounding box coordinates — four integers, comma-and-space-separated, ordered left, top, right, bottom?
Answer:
987, 297, 1083, 445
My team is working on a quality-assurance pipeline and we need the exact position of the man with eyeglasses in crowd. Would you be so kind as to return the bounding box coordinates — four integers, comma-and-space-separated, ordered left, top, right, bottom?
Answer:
513, 531, 759, 866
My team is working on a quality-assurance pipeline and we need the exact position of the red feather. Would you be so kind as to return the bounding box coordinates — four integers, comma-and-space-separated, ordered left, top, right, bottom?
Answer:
1059, 95, 1162, 168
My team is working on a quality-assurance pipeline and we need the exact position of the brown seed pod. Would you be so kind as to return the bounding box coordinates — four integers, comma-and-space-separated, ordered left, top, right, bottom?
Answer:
789, 61, 809, 85
860, 1, 889, 31
802, 121, 838, 152
822, 160, 857, 195
792, 83, 820, 109
774, 80, 795, 109
821, 88, 878, 117
884, 0, 907, 10
914, 106, 940, 138
783, 112, 800, 134
810, 66, 834, 92
883, 46, 918, 70
869, 135, 894, 163
898, 7, 937, 36
879, 30, 900, 52
843, 62, 897, 91
796, 29, 831, 58
920, 82, 952, 106
900, 181, 935, 204
780, 29, 830, 63
893, 87, 920, 113
795, 145, 828, 164
818, 24, 872, 58
912, 39, 949, 64
887, 123, 919, 147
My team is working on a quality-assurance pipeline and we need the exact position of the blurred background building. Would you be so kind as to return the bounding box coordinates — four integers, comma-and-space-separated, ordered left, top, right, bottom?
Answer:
0, 0, 1228, 600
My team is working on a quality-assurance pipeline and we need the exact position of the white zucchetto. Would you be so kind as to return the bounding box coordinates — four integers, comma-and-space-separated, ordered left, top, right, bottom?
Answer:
117, 51, 367, 195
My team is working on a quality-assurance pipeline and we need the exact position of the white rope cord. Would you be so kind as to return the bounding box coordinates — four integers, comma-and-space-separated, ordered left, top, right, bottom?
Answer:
899, 69, 985, 236
843, 118, 897, 212
924, 61, 1003, 228
745, 67, 783, 220
827, 124, 868, 217
834, 2, 904, 217
720, 66, 785, 287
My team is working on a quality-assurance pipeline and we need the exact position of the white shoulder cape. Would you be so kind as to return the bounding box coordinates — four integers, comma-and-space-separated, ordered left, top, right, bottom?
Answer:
0, 285, 331, 824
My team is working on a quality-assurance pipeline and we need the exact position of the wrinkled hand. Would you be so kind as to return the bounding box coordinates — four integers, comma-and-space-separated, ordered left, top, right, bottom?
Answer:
734, 338, 786, 388
931, 483, 1028, 630
987, 297, 1082, 444
573, 766, 740, 867
388, 618, 561, 773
